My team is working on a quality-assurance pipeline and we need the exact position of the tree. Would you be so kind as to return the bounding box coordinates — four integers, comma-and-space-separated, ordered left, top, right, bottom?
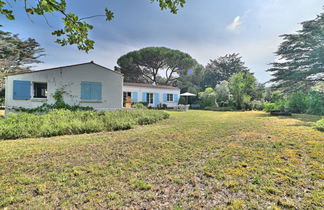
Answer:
204, 53, 249, 88
0, 0, 186, 52
267, 9, 324, 92
198, 87, 216, 108
176, 64, 205, 93
0, 30, 45, 74
214, 81, 230, 107
228, 72, 256, 109
117, 47, 197, 85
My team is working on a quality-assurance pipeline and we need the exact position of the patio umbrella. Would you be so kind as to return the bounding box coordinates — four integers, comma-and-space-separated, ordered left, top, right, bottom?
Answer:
180, 92, 197, 104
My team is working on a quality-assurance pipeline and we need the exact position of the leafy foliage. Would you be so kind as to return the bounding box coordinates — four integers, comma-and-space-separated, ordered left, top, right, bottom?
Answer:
228, 72, 256, 109
214, 81, 230, 107
268, 9, 324, 92
314, 119, 324, 131
286, 92, 308, 113
117, 47, 197, 85
198, 88, 216, 108
0, 109, 169, 140
0, 0, 186, 52
204, 53, 249, 88
306, 91, 324, 115
0, 29, 44, 74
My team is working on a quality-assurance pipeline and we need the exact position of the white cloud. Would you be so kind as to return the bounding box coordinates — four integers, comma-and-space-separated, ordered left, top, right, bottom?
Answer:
226, 16, 242, 32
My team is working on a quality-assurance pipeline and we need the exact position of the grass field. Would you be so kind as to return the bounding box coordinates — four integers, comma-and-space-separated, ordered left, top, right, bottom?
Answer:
0, 111, 323, 209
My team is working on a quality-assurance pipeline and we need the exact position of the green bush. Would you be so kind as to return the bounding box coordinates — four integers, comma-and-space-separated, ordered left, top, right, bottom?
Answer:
306, 91, 324, 115
132, 103, 148, 109
264, 103, 276, 112
314, 119, 324, 132
287, 92, 307, 113
0, 109, 169, 140
251, 100, 264, 111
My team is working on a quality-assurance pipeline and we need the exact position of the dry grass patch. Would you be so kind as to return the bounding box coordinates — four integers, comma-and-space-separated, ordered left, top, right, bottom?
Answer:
0, 111, 323, 209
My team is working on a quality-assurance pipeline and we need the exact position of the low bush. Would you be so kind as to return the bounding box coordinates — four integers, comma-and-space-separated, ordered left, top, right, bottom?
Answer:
251, 100, 265, 111
264, 103, 276, 112
204, 106, 236, 111
0, 109, 169, 140
132, 103, 148, 109
314, 119, 324, 132
287, 92, 307, 113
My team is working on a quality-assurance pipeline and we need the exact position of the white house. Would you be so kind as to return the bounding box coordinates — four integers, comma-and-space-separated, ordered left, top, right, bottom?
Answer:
123, 82, 180, 108
4, 62, 180, 114
5, 62, 123, 114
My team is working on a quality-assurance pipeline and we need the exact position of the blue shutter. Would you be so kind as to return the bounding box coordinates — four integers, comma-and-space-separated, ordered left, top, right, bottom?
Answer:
154, 93, 159, 106
163, 93, 167, 102
13, 80, 31, 100
132, 92, 138, 103
81, 81, 102, 100
91, 82, 102, 100
174, 94, 179, 103
142, 92, 147, 103
81, 82, 91, 100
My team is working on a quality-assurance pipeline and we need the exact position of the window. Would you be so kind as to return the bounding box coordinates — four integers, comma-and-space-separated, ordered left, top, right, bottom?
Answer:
167, 93, 174, 102
81, 81, 102, 101
147, 93, 153, 104
33, 82, 47, 98
123, 92, 132, 105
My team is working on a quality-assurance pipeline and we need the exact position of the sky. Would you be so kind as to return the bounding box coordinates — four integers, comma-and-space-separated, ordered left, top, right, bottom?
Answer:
2, 0, 323, 83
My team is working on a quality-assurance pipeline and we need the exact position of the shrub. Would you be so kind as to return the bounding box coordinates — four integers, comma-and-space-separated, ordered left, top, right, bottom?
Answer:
287, 92, 307, 113
132, 103, 148, 109
306, 91, 324, 115
314, 119, 324, 132
198, 88, 216, 108
264, 103, 276, 112
251, 100, 264, 111
0, 109, 169, 140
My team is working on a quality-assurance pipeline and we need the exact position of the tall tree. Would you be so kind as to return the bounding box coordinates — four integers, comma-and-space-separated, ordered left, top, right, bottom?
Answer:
117, 47, 197, 85
267, 9, 324, 92
204, 53, 249, 88
228, 72, 256, 109
0, 30, 44, 74
0, 0, 186, 52
176, 64, 205, 93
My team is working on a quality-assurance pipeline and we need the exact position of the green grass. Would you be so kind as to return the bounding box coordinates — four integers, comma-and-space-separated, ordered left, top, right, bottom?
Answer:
0, 111, 323, 209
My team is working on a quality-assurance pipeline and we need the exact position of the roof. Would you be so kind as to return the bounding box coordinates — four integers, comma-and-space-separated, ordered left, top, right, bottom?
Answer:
124, 82, 180, 90
6, 61, 123, 76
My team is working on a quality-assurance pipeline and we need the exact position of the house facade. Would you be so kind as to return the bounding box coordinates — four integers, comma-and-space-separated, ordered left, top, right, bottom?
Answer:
4, 62, 180, 114
123, 83, 180, 108
5, 62, 123, 114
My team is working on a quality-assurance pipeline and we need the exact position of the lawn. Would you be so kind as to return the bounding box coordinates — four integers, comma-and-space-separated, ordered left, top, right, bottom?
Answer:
0, 111, 323, 209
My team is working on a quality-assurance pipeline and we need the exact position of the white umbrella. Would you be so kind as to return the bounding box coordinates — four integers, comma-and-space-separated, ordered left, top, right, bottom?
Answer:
180, 92, 197, 104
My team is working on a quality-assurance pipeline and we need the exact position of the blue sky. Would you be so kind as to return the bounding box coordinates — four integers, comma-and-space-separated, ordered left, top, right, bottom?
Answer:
2, 0, 323, 82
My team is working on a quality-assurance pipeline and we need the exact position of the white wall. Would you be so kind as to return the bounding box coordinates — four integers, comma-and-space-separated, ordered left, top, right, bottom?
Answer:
5, 63, 123, 114
123, 85, 180, 108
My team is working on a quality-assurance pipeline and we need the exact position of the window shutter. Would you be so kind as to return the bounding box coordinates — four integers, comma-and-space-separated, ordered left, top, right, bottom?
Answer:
132, 92, 138, 103
81, 82, 91, 100
13, 80, 31, 100
91, 82, 102, 100
81, 81, 102, 100
163, 93, 167, 102
154, 93, 159, 106
142, 92, 147, 102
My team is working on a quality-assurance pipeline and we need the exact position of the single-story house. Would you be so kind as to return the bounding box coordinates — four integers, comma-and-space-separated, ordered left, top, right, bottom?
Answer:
5, 62, 180, 114
123, 82, 180, 107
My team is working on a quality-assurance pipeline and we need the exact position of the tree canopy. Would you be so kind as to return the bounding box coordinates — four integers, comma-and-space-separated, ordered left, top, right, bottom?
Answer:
228, 72, 256, 109
204, 53, 249, 88
0, 0, 186, 52
0, 29, 44, 74
117, 47, 197, 85
267, 9, 324, 92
